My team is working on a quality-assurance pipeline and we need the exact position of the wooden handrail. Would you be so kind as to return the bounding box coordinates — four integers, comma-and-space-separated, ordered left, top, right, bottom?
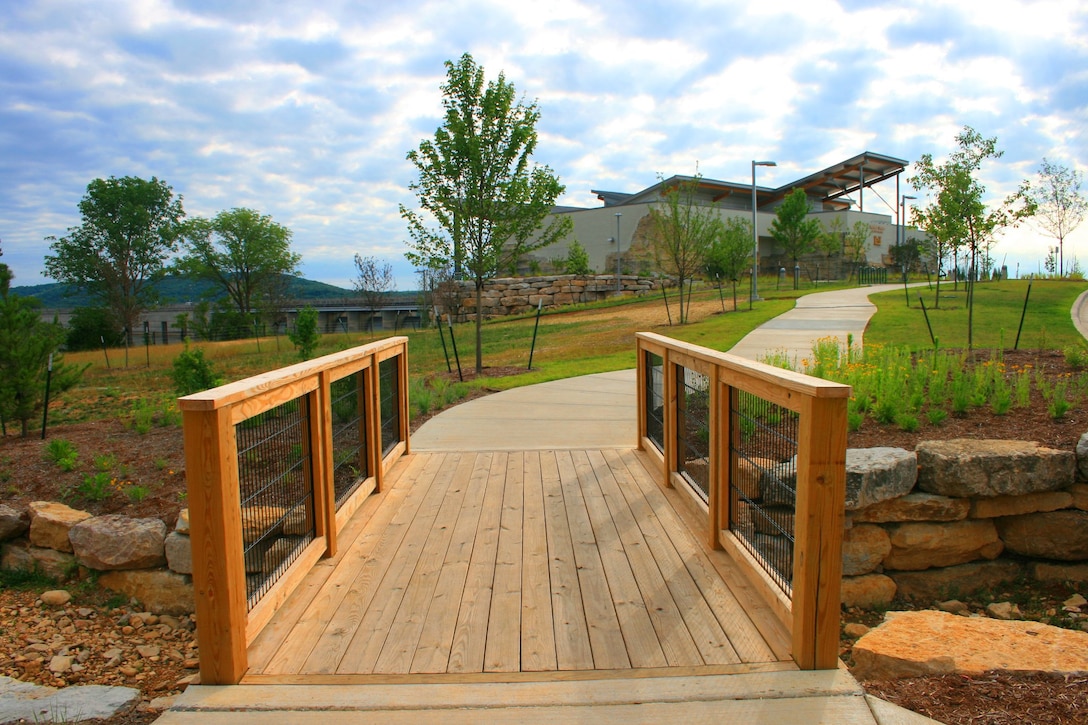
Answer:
179, 337, 410, 684
635, 332, 849, 670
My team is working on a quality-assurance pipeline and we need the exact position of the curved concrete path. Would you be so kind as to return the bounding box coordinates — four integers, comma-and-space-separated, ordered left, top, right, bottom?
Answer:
411, 284, 906, 451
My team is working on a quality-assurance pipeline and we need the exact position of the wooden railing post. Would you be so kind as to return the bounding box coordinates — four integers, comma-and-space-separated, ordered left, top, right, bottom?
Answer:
791, 395, 847, 669
183, 406, 248, 685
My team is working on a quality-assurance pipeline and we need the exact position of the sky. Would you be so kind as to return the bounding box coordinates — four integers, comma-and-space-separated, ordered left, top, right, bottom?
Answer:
2, 0, 1086, 292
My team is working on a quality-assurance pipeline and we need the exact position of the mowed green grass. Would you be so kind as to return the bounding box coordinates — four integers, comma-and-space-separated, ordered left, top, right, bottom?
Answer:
48, 276, 1088, 427
865, 278, 1088, 351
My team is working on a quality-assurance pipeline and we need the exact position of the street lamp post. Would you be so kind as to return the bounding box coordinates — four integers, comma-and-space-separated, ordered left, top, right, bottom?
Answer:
751, 160, 776, 301
900, 195, 916, 248
614, 212, 622, 293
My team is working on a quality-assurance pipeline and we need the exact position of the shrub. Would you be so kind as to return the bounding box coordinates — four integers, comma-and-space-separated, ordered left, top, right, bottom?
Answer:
563, 241, 592, 275
44, 439, 79, 472
172, 345, 222, 396
289, 307, 319, 359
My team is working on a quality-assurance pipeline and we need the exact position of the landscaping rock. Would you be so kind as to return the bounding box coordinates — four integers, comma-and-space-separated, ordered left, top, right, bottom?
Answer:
750, 506, 794, 536
842, 524, 891, 577
969, 490, 1073, 518
98, 569, 195, 615
986, 601, 1022, 620
0, 675, 139, 723
27, 502, 91, 553
734, 457, 777, 499
1032, 561, 1088, 583
852, 492, 968, 524
844, 447, 917, 510
883, 520, 1003, 571
69, 515, 167, 570
262, 536, 305, 574
757, 461, 796, 506
0, 541, 77, 580
844, 623, 871, 638
936, 599, 968, 614
241, 505, 286, 543
164, 531, 192, 575
996, 510, 1088, 560
851, 610, 1088, 680
1070, 483, 1088, 511
916, 439, 1075, 497
1077, 431, 1088, 479
175, 508, 190, 534
889, 559, 1024, 602
841, 574, 896, 609
0, 505, 28, 542
39, 590, 71, 607
282, 505, 311, 536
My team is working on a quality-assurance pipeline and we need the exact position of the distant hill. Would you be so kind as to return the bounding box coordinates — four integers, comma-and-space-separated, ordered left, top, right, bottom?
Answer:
13, 275, 361, 308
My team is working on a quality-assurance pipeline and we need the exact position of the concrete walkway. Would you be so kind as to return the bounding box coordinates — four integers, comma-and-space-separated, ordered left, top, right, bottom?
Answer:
411, 284, 905, 451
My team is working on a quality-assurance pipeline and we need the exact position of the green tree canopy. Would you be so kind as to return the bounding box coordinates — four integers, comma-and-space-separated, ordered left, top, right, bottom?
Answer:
648, 175, 722, 323
177, 208, 300, 322
401, 53, 572, 372
0, 266, 85, 436
769, 189, 821, 286
44, 176, 184, 338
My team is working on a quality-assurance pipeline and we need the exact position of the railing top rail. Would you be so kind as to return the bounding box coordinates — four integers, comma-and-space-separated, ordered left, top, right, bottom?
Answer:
636, 331, 850, 400
178, 336, 408, 412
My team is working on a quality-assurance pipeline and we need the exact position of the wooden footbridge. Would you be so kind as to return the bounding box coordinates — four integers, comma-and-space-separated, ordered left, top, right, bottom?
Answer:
159, 334, 886, 723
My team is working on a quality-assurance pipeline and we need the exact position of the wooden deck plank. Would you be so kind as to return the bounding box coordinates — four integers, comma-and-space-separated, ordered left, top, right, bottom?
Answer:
484, 451, 525, 672
446, 452, 508, 673
409, 453, 493, 673
519, 451, 557, 672
371, 452, 478, 674
605, 449, 742, 665
555, 450, 631, 670
587, 449, 705, 667
572, 450, 668, 669
540, 450, 594, 671
265, 452, 444, 675
617, 448, 779, 663
331, 450, 463, 674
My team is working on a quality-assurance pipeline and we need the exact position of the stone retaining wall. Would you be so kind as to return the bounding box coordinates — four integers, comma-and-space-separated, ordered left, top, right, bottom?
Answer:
838, 438, 1088, 608
452, 274, 660, 319
3, 435, 1087, 615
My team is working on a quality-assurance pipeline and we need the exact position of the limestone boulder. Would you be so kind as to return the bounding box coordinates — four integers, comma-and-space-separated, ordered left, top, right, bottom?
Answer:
164, 531, 192, 575
751, 506, 794, 536
889, 560, 1023, 602
1077, 431, 1088, 480
757, 460, 796, 506
1031, 561, 1088, 583
916, 439, 1074, 498
842, 524, 891, 577
883, 520, 1003, 571
734, 457, 778, 500
69, 515, 167, 570
852, 610, 1088, 680
969, 491, 1073, 518
1, 541, 77, 580
175, 508, 190, 534
27, 501, 91, 552
1070, 483, 1088, 511
841, 574, 896, 609
241, 505, 285, 543
98, 569, 194, 615
995, 510, 1088, 560
852, 492, 969, 524
0, 504, 28, 541
844, 447, 917, 510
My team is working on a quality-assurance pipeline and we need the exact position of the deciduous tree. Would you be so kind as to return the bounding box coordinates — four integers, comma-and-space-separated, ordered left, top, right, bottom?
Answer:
769, 189, 821, 287
703, 216, 752, 311
401, 53, 572, 373
177, 208, 300, 324
353, 255, 396, 332
648, 175, 721, 323
44, 176, 184, 340
1030, 158, 1086, 277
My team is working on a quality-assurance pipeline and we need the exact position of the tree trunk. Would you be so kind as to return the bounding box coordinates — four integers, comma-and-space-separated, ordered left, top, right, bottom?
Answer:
474, 281, 483, 374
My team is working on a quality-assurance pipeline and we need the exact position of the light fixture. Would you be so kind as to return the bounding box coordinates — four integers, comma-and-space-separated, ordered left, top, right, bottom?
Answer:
752, 160, 776, 301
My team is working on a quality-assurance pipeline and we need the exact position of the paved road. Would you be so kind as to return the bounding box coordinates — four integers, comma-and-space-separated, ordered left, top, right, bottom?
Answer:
410, 284, 908, 451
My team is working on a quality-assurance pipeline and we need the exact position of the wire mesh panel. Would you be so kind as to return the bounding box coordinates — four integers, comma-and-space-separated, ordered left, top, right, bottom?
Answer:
329, 371, 368, 509
379, 356, 401, 457
235, 395, 317, 610
729, 390, 799, 595
645, 351, 665, 452
676, 366, 711, 502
